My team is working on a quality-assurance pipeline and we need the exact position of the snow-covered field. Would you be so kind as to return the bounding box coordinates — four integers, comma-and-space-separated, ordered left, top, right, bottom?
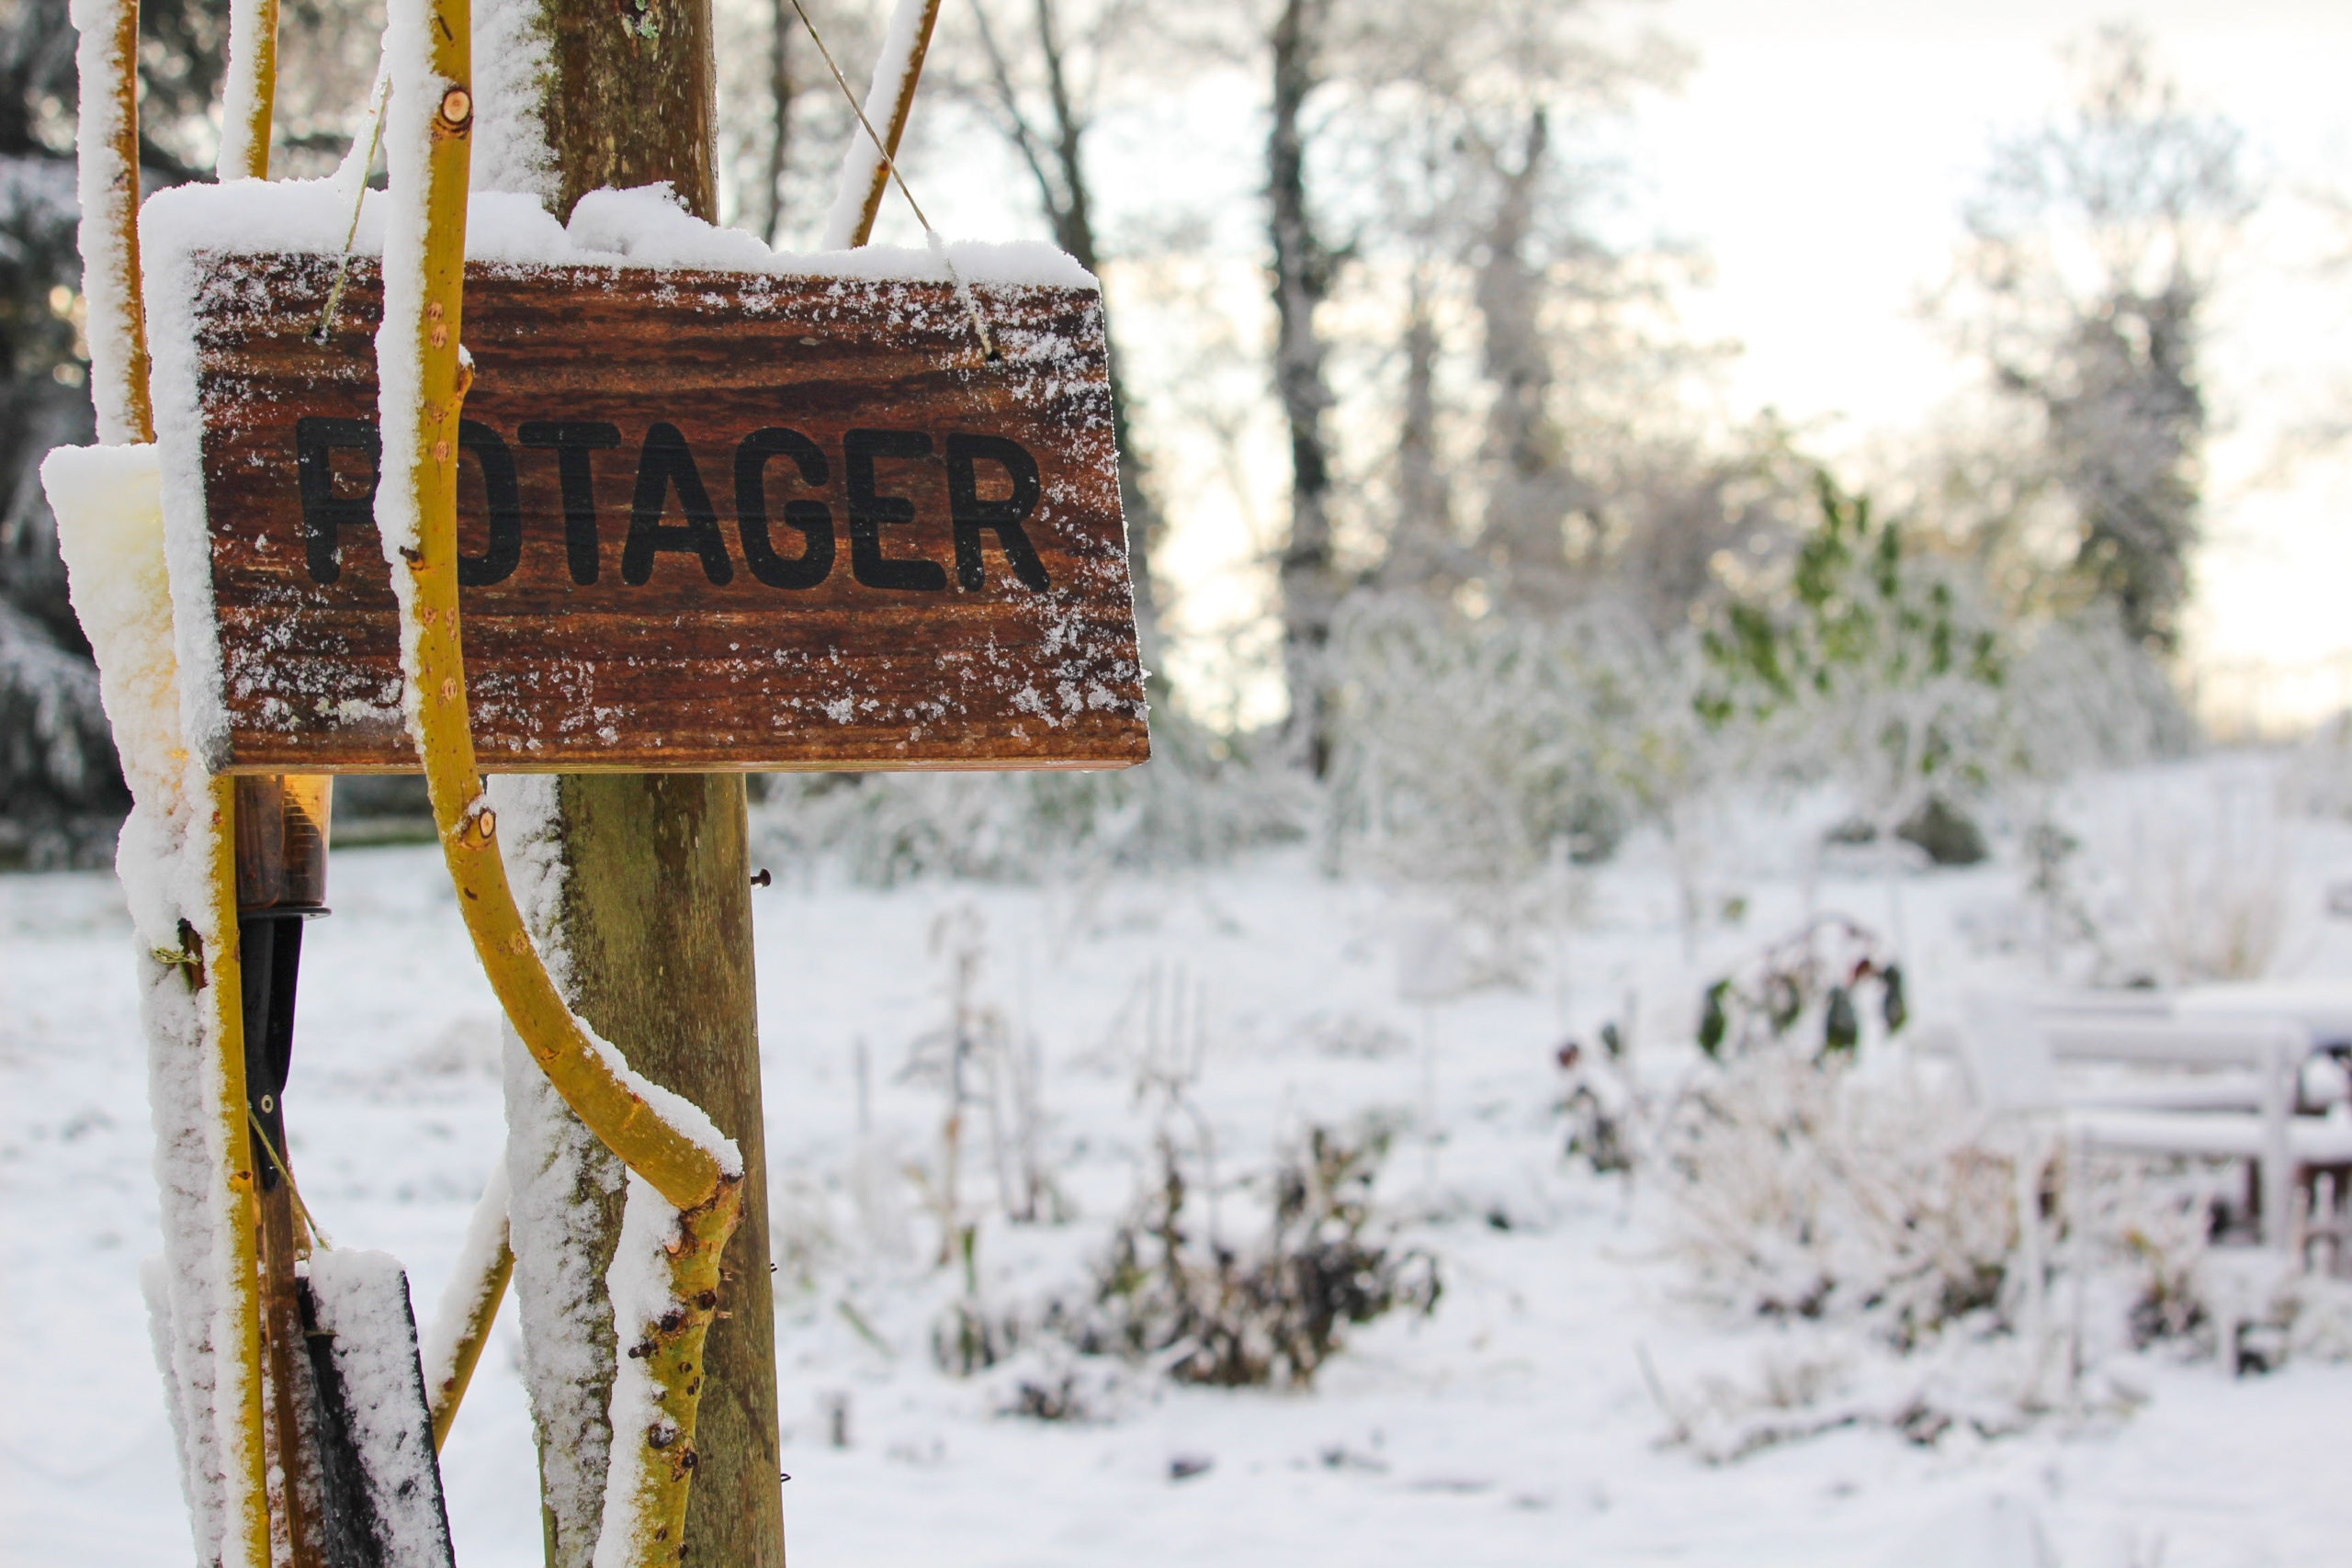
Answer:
7, 758, 2352, 1567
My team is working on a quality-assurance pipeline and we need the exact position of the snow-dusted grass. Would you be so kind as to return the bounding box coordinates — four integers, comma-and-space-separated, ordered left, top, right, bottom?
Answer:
6, 760, 2352, 1566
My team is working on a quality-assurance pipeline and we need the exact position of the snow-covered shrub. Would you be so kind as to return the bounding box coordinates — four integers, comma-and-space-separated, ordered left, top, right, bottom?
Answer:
2040, 760, 2294, 986
2138, 793, 2285, 983
749, 705, 1306, 884
2280, 710, 2352, 819
2004, 606, 2194, 777
2115, 1189, 2212, 1352
0, 598, 124, 866
1323, 593, 1742, 970
1694, 915, 1906, 1062
1554, 1037, 1637, 1173
1699, 476, 2015, 856
1057, 1124, 1440, 1388
1661, 1046, 2026, 1349
899, 905, 1062, 1250
1323, 594, 1657, 889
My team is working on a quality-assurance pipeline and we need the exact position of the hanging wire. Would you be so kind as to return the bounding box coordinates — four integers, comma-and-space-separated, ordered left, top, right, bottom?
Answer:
311, 65, 393, 345
245, 1103, 337, 1250
787, 0, 1001, 363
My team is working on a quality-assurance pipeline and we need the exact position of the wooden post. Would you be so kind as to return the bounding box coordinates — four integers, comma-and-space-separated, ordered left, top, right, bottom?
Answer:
524, 6, 785, 1566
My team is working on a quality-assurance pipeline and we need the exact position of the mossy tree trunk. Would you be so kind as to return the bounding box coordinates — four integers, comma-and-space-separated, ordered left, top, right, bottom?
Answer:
510, 6, 785, 1564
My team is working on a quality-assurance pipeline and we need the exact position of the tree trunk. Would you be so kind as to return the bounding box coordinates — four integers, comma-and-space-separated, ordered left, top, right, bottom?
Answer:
763, 0, 794, 243
542, 0, 718, 223
542, 774, 781, 1568
1473, 109, 1573, 611
1267, 0, 1338, 773
1383, 266, 1455, 594
502, 8, 786, 1566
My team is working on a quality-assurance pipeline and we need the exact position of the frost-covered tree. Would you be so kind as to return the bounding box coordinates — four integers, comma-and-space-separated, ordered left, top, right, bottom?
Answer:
1701, 476, 2011, 946
1329, 6, 1747, 627
0, 0, 229, 861
1950, 25, 2253, 655
955, 0, 1169, 660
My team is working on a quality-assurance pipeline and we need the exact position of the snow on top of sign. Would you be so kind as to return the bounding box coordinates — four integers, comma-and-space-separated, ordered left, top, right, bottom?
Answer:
139, 174, 1096, 288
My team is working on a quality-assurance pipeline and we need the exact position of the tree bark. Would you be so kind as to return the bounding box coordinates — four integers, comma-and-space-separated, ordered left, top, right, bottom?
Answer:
763, 0, 794, 243
1267, 0, 1338, 773
544, 0, 718, 222
517, 10, 786, 1567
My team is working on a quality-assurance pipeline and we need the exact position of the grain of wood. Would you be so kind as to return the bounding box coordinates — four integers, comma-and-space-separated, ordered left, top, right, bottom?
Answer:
194, 254, 1148, 774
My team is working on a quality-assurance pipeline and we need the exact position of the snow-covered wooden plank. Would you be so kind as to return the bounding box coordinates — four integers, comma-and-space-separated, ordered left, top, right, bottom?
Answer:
187, 253, 1148, 773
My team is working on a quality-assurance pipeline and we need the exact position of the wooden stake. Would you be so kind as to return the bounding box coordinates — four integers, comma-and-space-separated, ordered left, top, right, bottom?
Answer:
528, 5, 785, 1560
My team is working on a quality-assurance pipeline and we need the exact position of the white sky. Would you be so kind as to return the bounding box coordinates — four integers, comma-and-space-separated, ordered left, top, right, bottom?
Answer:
889, 0, 2352, 728
1637, 0, 2352, 725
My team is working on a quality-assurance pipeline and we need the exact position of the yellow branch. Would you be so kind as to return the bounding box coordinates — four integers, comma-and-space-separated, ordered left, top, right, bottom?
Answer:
383, 6, 742, 1537
76, 0, 153, 442
426, 1235, 512, 1450
74, 9, 266, 1562
390, 0, 728, 1223
847, 0, 943, 247
599, 1193, 740, 1565
203, 778, 271, 1568
219, 0, 278, 180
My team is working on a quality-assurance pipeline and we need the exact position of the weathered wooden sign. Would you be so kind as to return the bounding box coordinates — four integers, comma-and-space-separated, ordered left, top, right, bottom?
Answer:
193, 254, 1148, 773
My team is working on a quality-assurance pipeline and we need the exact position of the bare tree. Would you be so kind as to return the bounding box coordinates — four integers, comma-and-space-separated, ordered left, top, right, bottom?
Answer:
1265, 0, 1342, 771
1380, 258, 1463, 595
1470, 107, 1587, 610
1951, 25, 2254, 654
1341, 1, 1693, 619
964, 0, 1169, 660
762, 0, 794, 243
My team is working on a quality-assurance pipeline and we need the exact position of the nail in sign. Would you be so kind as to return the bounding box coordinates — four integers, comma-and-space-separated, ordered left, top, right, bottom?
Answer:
191, 254, 1148, 773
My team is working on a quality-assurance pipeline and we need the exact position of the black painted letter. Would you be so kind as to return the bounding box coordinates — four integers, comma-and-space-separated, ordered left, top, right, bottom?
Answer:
843, 428, 946, 592
623, 423, 735, 586
518, 420, 621, 584
944, 434, 1049, 592
733, 428, 834, 590
456, 421, 524, 587
294, 416, 379, 584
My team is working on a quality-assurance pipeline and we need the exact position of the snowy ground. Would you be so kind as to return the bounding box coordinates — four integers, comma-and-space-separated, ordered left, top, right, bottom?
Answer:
6, 756, 2352, 1567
